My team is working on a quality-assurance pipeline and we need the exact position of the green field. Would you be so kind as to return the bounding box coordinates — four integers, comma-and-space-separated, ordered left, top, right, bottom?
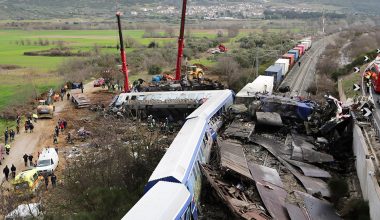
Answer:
0, 29, 179, 71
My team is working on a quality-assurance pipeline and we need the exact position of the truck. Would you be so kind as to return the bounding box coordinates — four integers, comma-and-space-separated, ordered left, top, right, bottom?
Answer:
36, 89, 55, 119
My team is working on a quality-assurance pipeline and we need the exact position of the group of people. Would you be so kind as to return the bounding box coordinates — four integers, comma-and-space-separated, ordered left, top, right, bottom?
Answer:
4, 127, 16, 145
23, 153, 34, 167
53, 119, 68, 144
43, 173, 57, 190
2, 164, 16, 181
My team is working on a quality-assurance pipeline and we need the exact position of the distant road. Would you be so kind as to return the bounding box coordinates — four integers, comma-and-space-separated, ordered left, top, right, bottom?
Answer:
279, 35, 333, 97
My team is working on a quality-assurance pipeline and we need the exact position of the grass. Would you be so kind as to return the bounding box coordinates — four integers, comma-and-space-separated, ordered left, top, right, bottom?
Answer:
342, 70, 362, 98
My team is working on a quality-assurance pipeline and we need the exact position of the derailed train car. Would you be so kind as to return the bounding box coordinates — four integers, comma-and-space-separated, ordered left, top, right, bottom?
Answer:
122, 90, 234, 220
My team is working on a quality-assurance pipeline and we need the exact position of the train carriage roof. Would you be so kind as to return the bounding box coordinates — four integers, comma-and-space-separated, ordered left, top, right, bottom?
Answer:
122, 182, 191, 220
186, 90, 234, 120
145, 117, 207, 191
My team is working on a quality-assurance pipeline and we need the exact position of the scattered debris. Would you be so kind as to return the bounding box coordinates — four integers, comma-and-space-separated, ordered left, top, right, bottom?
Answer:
218, 139, 251, 179
224, 120, 255, 140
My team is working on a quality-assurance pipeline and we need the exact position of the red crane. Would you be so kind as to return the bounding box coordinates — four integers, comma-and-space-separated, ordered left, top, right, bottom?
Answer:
175, 0, 188, 81
116, 12, 130, 92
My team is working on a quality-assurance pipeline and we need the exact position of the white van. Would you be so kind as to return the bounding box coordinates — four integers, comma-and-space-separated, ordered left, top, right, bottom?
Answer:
36, 148, 59, 175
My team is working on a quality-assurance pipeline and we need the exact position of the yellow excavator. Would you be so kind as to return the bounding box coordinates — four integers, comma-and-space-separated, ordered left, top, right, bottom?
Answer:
36, 89, 55, 119
187, 65, 204, 81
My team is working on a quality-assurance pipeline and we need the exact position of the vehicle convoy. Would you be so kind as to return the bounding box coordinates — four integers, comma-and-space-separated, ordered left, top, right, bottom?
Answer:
11, 169, 44, 196
36, 147, 59, 175
36, 89, 55, 119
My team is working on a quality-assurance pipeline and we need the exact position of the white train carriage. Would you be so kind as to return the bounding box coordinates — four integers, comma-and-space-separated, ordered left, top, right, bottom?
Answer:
144, 117, 212, 219
122, 182, 192, 220
123, 89, 234, 220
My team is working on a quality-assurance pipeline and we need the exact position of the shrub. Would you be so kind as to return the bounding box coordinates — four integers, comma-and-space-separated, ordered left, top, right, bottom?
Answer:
148, 65, 162, 75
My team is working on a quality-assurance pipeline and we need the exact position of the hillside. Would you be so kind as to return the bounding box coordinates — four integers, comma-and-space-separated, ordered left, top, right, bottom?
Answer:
0, 0, 379, 20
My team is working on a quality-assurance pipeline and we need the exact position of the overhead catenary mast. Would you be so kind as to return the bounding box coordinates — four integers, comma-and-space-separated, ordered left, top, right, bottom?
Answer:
116, 12, 130, 92
175, 0, 188, 81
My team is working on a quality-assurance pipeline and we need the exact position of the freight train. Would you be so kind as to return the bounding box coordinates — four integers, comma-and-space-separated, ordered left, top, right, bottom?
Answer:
122, 90, 234, 220
265, 37, 312, 87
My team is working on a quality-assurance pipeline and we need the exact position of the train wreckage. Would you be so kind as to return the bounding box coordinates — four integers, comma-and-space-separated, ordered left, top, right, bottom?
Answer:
108, 73, 367, 220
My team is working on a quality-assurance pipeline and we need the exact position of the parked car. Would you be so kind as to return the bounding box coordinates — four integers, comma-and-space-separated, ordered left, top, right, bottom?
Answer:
36, 148, 59, 176
94, 78, 105, 87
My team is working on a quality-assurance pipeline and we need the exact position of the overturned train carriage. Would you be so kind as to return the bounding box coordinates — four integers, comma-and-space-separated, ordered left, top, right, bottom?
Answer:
122, 90, 234, 220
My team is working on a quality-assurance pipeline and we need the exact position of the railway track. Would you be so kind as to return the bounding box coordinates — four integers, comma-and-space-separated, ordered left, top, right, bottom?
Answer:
279, 37, 327, 97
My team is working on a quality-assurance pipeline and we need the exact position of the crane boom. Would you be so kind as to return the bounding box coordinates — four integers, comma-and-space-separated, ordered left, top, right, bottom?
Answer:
116, 12, 130, 92
175, 0, 188, 81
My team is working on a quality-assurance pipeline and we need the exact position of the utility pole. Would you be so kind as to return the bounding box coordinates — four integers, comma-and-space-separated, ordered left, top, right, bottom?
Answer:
322, 9, 325, 35
255, 48, 259, 79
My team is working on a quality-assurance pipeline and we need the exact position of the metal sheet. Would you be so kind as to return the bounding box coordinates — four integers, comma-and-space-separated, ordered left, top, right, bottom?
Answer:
295, 191, 341, 220
279, 157, 330, 198
250, 134, 292, 157
250, 135, 330, 197
224, 120, 255, 140
256, 112, 283, 127
285, 203, 309, 220
248, 162, 284, 188
201, 165, 271, 220
292, 135, 334, 163
286, 159, 331, 178
256, 182, 289, 220
219, 139, 252, 179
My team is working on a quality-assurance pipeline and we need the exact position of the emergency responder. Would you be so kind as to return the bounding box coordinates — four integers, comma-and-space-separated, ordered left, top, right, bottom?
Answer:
10, 164, 16, 178
23, 154, 28, 166
3, 165, 9, 181
51, 173, 57, 188
5, 144, 10, 155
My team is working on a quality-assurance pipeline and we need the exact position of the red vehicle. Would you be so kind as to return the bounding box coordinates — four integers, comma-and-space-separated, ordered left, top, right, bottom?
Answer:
369, 63, 380, 93
93, 78, 105, 87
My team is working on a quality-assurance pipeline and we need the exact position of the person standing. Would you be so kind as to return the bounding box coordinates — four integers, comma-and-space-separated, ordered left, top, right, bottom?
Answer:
3, 165, 9, 181
23, 154, 28, 166
16, 115, 21, 126
16, 124, 20, 134
55, 126, 59, 137
10, 129, 15, 141
4, 129, 9, 144
28, 154, 34, 167
51, 173, 57, 188
44, 175, 49, 190
5, 144, 10, 155
10, 164, 16, 178
53, 133, 58, 144
80, 82, 84, 93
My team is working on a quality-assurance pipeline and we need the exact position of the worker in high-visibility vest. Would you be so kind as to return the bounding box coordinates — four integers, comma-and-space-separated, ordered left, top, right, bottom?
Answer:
4, 144, 10, 155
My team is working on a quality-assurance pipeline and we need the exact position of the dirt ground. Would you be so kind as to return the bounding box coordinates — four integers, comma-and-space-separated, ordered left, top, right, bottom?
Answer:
0, 81, 107, 190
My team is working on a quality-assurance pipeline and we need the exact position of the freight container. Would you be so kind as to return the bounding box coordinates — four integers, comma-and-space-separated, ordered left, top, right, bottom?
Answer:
282, 54, 295, 67
297, 44, 305, 54
293, 47, 302, 57
275, 59, 290, 76
295, 46, 304, 55
265, 65, 283, 86
236, 75, 274, 98
288, 49, 299, 61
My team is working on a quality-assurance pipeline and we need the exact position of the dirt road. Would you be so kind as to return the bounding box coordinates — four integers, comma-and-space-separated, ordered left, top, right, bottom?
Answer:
0, 81, 102, 185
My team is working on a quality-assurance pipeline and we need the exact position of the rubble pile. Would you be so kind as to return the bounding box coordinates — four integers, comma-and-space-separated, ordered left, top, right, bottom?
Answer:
201, 94, 359, 220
